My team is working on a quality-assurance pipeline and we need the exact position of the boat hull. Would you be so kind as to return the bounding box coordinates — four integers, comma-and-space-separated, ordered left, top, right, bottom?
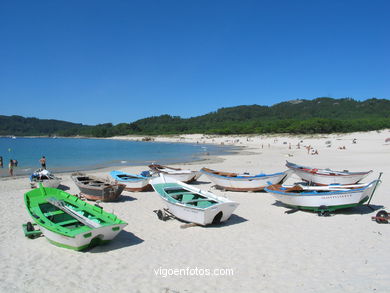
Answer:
39, 223, 127, 250
71, 173, 125, 201
77, 184, 125, 201
31, 178, 61, 189
110, 171, 152, 192
292, 169, 370, 185
286, 161, 372, 185
201, 168, 289, 191
265, 181, 379, 211
151, 176, 239, 225
160, 172, 198, 183
123, 184, 152, 192
149, 164, 200, 183
161, 197, 239, 225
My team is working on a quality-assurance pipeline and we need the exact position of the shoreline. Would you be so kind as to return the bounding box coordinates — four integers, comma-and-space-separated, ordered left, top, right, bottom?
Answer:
2, 129, 389, 180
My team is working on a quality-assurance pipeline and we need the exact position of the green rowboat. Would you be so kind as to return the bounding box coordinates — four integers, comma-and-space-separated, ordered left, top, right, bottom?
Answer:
24, 185, 127, 250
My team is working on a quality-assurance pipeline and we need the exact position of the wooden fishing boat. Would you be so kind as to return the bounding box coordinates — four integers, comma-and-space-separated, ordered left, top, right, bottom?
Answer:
150, 175, 239, 225
71, 172, 125, 202
200, 167, 290, 191
286, 161, 372, 185
264, 180, 381, 212
30, 169, 62, 189
110, 170, 153, 191
148, 164, 201, 183
24, 185, 127, 250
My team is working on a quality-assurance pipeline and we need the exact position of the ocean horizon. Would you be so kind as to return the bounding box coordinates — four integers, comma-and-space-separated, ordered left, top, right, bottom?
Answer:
0, 137, 235, 177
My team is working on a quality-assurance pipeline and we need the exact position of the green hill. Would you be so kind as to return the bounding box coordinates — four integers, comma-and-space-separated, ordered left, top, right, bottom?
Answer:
1, 97, 390, 136
0, 115, 84, 136
126, 97, 390, 135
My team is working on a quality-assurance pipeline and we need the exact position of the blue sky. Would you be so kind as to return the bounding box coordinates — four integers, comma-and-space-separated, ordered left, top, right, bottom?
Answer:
0, 0, 389, 125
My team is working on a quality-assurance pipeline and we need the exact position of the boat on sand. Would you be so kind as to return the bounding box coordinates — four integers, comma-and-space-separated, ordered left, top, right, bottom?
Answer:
71, 172, 125, 202
24, 185, 127, 250
264, 180, 381, 212
286, 161, 372, 185
200, 167, 289, 191
110, 170, 153, 191
148, 164, 201, 183
30, 169, 62, 189
150, 175, 239, 225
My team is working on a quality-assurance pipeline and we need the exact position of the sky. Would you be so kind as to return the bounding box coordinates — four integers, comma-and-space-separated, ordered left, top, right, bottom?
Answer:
0, 0, 389, 125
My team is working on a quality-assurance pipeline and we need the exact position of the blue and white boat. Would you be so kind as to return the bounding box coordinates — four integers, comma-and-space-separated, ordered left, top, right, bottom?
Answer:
200, 167, 290, 192
110, 170, 153, 191
264, 180, 381, 212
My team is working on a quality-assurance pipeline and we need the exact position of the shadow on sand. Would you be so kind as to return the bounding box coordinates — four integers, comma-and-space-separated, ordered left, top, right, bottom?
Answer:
117, 195, 137, 202
190, 180, 211, 186
57, 184, 70, 191
155, 211, 248, 228
272, 201, 384, 216
87, 230, 144, 253
176, 214, 248, 228
210, 214, 248, 227
337, 204, 384, 215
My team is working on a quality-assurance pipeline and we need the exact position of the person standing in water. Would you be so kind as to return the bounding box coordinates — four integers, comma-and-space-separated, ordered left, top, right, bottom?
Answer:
8, 159, 14, 176
40, 156, 47, 169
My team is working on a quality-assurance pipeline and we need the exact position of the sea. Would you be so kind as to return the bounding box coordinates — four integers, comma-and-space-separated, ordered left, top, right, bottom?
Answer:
0, 137, 234, 177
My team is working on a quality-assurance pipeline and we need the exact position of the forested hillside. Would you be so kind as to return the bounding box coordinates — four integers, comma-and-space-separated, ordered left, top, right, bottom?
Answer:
2, 98, 390, 136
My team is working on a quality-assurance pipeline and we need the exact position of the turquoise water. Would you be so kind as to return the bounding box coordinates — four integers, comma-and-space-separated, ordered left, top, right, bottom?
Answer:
0, 137, 234, 177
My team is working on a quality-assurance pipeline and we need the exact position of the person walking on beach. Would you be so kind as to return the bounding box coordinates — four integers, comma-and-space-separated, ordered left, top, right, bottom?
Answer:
0, 156, 3, 168
8, 159, 14, 176
40, 156, 47, 169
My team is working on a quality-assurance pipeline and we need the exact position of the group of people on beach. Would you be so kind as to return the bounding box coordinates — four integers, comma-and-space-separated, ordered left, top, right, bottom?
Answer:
2, 155, 46, 176
1, 156, 19, 176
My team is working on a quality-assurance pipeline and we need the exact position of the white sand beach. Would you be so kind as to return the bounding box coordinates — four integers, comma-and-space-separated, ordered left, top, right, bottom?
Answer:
1, 130, 390, 293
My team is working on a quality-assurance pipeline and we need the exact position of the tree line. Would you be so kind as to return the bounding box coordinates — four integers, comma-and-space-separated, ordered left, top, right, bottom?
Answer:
1, 97, 390, 137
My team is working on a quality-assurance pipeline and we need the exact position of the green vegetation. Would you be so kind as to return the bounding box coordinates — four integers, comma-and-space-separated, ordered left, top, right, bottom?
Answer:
1, 98, 390, 137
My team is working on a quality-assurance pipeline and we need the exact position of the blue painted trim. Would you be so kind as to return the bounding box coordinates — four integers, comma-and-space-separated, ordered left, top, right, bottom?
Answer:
201, 170, 284, 180
110, 170, 147, 182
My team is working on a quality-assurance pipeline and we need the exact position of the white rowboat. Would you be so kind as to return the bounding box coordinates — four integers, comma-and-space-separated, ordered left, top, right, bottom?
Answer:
286, 161, 372, 185
200, 167, 290, 191
264, 180, 381, 212
150, 175, 239, 225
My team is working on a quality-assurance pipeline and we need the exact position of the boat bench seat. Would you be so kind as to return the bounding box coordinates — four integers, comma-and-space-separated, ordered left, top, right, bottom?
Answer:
170, 192, 198, 202
182, 193, 196, 202
183, 199, 215, 208
196, 201, 214, 208
44, 210, 65, 217
56, 219, 82, 226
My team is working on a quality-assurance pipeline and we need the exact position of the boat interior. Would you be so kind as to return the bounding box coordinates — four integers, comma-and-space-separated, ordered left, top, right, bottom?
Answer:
117, 174, 140, 180
38, 202, 103, 230
76, 176, 111, 187
164, 187, 218, 208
